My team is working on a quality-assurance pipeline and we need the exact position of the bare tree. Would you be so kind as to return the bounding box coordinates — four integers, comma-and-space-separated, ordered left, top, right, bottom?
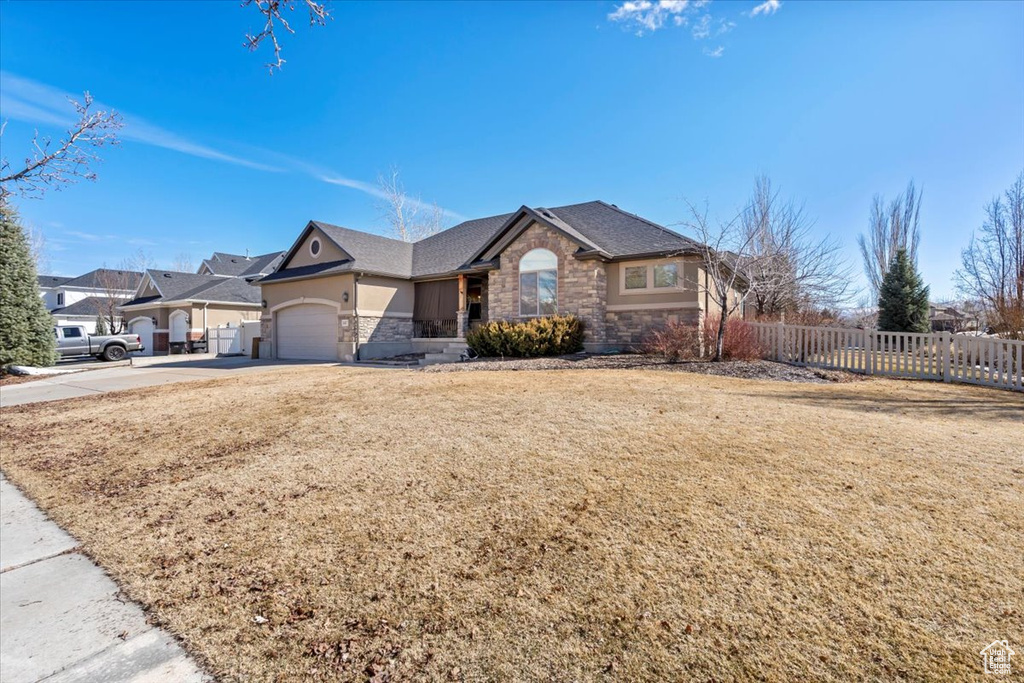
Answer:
24, 223, 49, 272
680, 202, 761, 361
955, 171, 1024, 339
741, 176, 853, 318
376, 167, 446, 242
0, 93, 123, 200
243, 0, 330, 72
858, 180, 922, 298
171, 252, 194, 273
93, 250, 153, 333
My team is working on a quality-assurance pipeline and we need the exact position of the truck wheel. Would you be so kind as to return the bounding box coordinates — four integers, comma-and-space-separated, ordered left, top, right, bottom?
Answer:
103, 345, 127, 362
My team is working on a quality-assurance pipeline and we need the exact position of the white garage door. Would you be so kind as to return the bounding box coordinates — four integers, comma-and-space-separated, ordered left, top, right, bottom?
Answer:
276, 304, 338, 361
129, 318, 154, 356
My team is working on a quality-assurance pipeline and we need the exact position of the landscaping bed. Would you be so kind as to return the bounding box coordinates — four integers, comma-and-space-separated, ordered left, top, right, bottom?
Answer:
1, 367, 1020, 681
424, 353, 863, 383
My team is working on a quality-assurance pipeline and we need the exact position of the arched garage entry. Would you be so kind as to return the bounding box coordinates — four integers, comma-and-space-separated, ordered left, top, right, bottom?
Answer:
127, 317, 154, 356
274, 300, 340, 361
169, 310, 188, 344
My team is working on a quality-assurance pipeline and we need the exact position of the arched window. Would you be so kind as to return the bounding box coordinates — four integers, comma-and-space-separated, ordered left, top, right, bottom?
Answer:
519, 248, 557, 317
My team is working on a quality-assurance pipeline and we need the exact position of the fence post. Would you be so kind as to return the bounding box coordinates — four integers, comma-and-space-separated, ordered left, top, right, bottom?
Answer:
776, 321, 784, 362
866, 329, 875, 375
941, 331, 951, 382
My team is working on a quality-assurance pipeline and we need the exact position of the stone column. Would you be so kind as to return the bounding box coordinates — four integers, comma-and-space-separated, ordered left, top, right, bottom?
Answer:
457, 310, 469, 339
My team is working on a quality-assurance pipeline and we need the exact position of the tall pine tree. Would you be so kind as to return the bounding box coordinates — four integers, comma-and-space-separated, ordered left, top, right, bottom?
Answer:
877, 248, 930, 333
0, 203, 58, 370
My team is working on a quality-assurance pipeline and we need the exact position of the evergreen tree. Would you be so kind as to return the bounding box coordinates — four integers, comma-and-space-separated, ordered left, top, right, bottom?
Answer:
877, 248, 930, 333
95, 315, 108, 335
0, 203, 58, 369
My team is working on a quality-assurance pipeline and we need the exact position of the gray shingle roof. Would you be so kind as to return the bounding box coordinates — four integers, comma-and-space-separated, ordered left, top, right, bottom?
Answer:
257, 260, 354, 284
38, 275, 72, 288
312, 222, 414, 278
268, 201, 703, 282
411, 213, 514, 277
50, 296, 123, 317
178, 276, 262, 304
121, 270, 259, 307
62, 269, 142, 290
202, 251, 284, 277
545, 201, 700, 256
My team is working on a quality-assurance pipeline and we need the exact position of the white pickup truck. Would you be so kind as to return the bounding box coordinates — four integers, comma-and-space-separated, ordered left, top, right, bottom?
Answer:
55, 325, 145, 361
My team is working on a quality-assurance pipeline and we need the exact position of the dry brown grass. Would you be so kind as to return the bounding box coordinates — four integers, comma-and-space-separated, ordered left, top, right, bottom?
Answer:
1, 367, 1021, 682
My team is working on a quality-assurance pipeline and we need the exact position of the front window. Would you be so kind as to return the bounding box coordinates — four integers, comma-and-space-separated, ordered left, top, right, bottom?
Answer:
519, 248, 557, 316
57, 292, 65, 306
620, 260, 683, 294
63, 327, 82, 338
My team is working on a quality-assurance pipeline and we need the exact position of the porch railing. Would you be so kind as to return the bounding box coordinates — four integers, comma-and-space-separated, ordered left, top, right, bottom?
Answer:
413, 318, 459, 339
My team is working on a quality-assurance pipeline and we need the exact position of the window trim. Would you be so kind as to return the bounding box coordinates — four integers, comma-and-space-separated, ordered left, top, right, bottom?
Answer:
56, 292, 65, 306
617, 258, 685, 296
518, 248, 558, 317
309, 237, 322, 259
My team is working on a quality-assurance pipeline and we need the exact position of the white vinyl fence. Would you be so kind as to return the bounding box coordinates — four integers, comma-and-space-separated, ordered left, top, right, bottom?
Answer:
751, 323, 1024, 392
207, 326, 242, 356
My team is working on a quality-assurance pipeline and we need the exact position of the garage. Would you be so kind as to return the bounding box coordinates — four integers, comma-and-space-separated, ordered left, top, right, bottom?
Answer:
128, 318, 154, 356
275, 304, 339, 361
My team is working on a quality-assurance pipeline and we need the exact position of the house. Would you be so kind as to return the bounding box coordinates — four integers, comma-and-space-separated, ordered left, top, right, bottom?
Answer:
257, 201, 744, 361
929, 304, 977, 332
118, 251, 283, 355
198, 251, 285, 278
40, 269, 142, 333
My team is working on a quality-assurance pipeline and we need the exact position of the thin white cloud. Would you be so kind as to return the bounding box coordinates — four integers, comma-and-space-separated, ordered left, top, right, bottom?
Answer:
703, 45, 725, 58
692, 14, 712, 39
63, 230, 114, 242
608, 0, 691, 35
0, 72, 279, 172
750, 0, 781, 17
0, 72, 464, 220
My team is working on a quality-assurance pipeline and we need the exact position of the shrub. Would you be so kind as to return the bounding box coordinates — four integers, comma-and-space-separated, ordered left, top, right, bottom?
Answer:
642, 322, 704, 361
642, 316, 767, 362
704, 316, 767, 361
466, 315, 585, 357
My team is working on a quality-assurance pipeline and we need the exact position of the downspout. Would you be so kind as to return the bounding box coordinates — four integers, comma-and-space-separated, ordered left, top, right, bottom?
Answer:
353, 274, 360, 361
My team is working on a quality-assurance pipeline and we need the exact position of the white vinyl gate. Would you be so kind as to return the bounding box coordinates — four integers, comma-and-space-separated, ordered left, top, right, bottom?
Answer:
275, 304, 338, 361
208, 326, 242, 355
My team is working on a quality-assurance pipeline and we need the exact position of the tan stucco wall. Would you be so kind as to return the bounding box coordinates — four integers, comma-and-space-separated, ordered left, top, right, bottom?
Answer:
605, 258, 701, 308
357, 276, 414, 317
192, 304, 260, 329
260, 274, 354, 312
285, 227, 350, 269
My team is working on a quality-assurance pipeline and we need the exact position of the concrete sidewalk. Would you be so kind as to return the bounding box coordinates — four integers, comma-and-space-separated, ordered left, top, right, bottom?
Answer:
0, 476, 208, 682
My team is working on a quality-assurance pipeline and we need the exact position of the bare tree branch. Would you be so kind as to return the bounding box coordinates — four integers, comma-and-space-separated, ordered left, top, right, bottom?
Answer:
171, 252, 195, 273
955, 171, 1024, 339
857, 180, 922, 298
742, 175, 853, 318
0, 93, 123, 200
93, 250, 152, 334
243, 0, 330, 72
376, 167, 446, 242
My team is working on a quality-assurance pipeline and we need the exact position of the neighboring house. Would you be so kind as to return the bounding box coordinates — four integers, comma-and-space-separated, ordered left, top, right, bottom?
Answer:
929, 304, 977, 332
257, 200, 744, 361
39, 269, 142, 333
118, 252, 282, 355
38, 275, 72, 311
198, 251, 285, 278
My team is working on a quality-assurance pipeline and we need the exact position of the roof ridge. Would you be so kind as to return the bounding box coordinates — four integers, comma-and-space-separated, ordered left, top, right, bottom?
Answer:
313, 220, 412, 247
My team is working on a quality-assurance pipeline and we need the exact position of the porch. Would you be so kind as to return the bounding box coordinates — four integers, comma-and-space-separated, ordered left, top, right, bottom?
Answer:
412, 274, 486, 341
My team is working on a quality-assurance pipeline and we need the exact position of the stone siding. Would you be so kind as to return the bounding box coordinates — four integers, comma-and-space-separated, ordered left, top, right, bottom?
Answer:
260, 315, 273, 342
605, 307, 701, 349
357, 315, 413, 344
487, 221, 608, 345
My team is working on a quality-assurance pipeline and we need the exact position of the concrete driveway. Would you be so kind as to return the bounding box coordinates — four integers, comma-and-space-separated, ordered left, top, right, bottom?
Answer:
1, 355, 335, 408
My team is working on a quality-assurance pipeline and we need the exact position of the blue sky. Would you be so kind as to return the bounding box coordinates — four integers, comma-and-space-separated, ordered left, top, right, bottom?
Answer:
1, 0, 1022, 301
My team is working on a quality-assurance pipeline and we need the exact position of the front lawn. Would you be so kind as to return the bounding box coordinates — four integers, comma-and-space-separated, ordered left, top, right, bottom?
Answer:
1, 367, 1021, 681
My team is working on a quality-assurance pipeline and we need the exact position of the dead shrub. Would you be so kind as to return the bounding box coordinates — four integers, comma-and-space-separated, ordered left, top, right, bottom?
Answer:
642, 322, 705, 361
703, 316, 768, 361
